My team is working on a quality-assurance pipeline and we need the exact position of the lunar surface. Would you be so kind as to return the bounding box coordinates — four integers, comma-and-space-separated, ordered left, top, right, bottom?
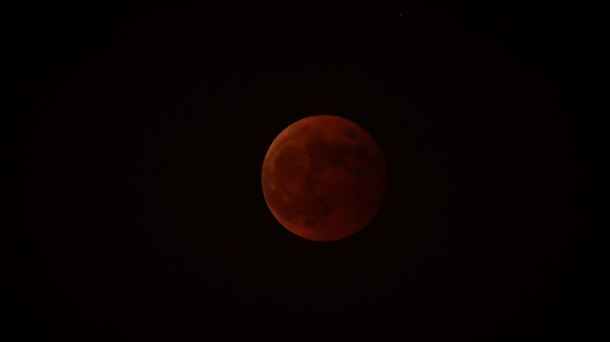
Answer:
261, 115, 386, 241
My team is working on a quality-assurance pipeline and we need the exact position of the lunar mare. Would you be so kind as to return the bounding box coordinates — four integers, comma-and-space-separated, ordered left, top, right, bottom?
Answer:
261, 115, 386, 241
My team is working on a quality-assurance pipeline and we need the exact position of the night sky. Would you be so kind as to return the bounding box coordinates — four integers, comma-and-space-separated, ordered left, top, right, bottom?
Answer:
13, 3, 596, 340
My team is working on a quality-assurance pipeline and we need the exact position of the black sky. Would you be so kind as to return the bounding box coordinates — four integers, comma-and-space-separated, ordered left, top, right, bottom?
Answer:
12, 3, 597, 341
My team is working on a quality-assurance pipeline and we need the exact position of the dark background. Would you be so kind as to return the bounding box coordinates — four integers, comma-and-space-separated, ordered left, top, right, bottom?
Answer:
12, 3, 597, 340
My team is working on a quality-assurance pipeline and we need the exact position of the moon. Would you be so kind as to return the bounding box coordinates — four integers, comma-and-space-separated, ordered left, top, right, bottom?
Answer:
262, 115, 386, 241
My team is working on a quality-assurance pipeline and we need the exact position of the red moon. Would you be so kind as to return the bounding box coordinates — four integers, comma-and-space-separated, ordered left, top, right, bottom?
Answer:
261, 115, 386, 241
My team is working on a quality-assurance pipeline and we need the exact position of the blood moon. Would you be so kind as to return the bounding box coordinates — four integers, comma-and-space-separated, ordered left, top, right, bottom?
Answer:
261, 115, 386, 241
